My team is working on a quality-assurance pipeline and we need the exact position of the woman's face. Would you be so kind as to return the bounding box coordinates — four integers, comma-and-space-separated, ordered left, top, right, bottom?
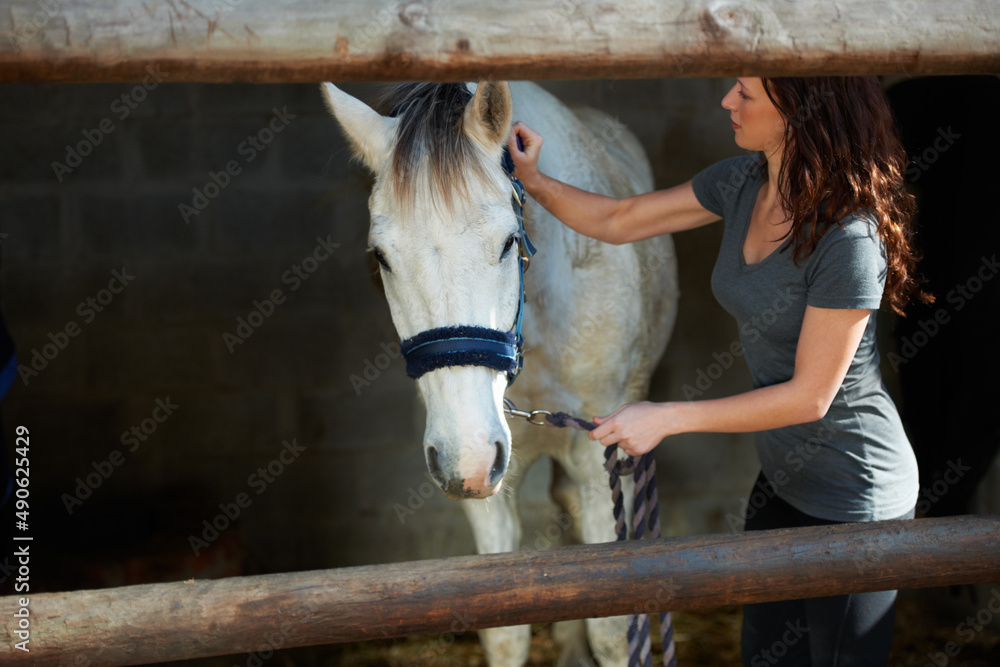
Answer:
721, 78, 786, 157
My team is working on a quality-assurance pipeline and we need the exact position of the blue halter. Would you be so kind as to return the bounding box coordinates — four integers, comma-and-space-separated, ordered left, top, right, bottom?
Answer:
400, 144, 536, 385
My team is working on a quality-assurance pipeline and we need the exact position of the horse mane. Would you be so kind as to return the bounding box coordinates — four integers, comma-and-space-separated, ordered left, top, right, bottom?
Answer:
379, 82, 503, 213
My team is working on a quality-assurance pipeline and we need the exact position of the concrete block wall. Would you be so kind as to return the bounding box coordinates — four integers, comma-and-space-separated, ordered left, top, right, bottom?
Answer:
0, 78, 784, 587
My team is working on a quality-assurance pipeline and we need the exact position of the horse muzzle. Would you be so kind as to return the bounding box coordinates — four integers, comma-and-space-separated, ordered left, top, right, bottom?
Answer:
424, 433, 509, 500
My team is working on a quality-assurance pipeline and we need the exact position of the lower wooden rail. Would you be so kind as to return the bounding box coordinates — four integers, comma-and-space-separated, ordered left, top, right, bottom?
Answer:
1, 515, 997, 665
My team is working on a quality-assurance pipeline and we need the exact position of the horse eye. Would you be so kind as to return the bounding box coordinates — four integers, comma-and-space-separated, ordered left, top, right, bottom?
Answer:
500, 235, 516, 261
372, 247, 391, 272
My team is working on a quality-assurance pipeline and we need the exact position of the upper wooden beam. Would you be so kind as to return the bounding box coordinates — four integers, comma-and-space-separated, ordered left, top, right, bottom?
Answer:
0, 0, 998, 82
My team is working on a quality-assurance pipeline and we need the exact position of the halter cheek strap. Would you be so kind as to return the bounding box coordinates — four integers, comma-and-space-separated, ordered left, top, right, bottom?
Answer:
400, 145, 536, 386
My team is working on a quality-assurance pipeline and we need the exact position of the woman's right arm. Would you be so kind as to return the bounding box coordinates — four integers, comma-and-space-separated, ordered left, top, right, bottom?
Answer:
508, 121, 722, 245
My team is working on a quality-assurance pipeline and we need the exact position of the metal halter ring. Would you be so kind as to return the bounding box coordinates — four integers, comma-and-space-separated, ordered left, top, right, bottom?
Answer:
502, 398, 551, 426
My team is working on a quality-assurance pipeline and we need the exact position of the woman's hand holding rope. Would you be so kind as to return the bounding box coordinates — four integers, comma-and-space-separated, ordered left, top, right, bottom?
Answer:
590, 401, 685, 456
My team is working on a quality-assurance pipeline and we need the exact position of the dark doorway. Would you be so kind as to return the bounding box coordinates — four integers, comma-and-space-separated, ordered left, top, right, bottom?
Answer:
886, 75, 1000, 517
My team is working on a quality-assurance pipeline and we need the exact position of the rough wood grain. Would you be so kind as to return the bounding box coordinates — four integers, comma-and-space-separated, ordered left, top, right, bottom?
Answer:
1, 515, 998, 665
0, 0, 997, 82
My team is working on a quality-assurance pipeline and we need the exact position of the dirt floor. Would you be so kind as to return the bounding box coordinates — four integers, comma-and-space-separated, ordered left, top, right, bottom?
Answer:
175, 586, 998, 666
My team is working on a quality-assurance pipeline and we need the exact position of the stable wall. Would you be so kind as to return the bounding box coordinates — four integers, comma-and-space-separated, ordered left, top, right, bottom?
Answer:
0, 78, 994, 591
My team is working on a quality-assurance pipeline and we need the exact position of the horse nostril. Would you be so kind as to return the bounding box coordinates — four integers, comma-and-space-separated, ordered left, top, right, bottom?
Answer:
426, 445, 447, 489
489, 440, 508, 487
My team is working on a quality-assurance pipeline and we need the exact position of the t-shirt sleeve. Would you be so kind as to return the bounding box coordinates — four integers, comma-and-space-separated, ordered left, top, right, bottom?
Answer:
805, 216, 886, 310
691, 155, 758, 218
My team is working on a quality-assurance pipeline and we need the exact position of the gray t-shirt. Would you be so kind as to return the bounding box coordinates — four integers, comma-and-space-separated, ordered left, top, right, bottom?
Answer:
692, 155, 918, 521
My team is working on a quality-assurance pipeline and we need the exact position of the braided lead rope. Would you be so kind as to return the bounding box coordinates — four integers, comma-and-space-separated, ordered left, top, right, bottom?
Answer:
645, 454, 678, 667
603, 443, 628, 541
544, 411, 678, 667
643, 453, 679, 666
631, 453, 654, 667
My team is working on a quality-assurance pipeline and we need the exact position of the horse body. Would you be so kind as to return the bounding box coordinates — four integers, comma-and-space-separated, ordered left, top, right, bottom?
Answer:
323, 80, 678, 666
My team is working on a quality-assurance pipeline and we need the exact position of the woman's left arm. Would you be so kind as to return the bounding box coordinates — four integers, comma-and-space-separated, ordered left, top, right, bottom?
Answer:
590, 306, 873, 455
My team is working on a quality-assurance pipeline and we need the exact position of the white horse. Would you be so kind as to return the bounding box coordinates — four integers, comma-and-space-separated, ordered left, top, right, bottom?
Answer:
322, 80, 678, 667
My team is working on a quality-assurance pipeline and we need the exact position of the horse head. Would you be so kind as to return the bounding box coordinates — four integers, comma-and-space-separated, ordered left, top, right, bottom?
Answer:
322, 81, 523, 500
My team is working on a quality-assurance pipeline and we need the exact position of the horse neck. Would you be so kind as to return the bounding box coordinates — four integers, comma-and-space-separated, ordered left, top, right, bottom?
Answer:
510, 82, 617, 276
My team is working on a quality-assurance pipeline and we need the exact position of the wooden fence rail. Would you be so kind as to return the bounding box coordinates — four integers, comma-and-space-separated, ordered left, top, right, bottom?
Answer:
1, 515, 998, 665
0, 0, 998, 82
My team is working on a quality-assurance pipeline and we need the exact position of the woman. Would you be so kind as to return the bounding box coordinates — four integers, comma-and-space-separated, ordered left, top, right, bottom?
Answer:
508, 77, 928, 666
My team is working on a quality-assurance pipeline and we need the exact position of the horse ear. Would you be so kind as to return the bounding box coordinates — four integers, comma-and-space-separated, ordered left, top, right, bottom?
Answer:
320, 82, 397, 172
463, 81, 513, 154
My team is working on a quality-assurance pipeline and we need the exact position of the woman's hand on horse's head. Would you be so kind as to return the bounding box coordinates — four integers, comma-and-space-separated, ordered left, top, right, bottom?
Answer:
509, 121, 543, 185
589, 401, 673, 457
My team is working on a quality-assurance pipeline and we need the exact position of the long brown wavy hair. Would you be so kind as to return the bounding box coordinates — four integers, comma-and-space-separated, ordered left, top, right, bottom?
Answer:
761, 76, 931, 315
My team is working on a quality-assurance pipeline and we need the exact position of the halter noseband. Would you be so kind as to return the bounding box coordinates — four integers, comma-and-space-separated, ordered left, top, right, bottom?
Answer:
400, 142, 536, 386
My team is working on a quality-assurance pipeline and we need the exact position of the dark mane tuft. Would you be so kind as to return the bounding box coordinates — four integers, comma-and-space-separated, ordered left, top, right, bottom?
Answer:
378, 83, 501, 212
